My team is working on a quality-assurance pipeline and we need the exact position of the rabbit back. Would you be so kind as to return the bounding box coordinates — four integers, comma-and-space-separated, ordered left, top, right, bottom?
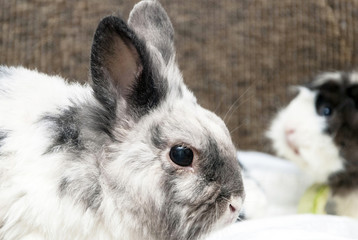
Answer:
0, 66, 121, 239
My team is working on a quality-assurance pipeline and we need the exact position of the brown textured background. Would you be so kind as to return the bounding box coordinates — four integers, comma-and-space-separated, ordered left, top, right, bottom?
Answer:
1, 0, 358, 152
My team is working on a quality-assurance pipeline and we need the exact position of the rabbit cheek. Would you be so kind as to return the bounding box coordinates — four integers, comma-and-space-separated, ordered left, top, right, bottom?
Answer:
198, 138, 244, 220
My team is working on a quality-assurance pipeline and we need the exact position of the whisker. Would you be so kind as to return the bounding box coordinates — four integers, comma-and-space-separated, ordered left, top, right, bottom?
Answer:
225, 92, 254, 125
214, 95, 226, 114
223, 86, 253, 123
230, 122, 246, 135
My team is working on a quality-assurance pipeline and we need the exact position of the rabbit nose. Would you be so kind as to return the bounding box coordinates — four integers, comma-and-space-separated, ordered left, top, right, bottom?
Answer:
223, 196, 243, 224
228, 196, 242, 214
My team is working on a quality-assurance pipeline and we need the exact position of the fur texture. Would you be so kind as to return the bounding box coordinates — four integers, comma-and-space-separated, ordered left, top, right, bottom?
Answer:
267, 71, 358, 218
0, 1, 244, 240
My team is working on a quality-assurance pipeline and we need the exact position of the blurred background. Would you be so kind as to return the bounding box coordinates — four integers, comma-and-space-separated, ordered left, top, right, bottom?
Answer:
1, 0, 358, 152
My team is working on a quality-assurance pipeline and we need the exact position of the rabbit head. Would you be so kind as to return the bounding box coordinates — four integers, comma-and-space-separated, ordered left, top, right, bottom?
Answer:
88, 1, 244, 239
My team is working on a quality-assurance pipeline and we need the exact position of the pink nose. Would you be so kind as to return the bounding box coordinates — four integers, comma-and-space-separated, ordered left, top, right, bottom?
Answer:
284, 128, 300, 155
285, 128, 295, 135
228, 197, 241, 214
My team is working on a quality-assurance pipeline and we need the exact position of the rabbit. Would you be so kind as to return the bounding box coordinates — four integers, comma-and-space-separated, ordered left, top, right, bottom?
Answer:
0, 1, 244, 240
267, 71, 358, 218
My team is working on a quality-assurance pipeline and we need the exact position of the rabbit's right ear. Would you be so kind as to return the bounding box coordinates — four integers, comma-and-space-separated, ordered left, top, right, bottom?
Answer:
90, 16, 165, 121
128, 0, 175, 64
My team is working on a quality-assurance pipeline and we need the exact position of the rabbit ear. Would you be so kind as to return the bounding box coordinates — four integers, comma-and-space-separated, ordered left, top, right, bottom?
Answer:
90, 16, 164, 119
128, 0, 175, 64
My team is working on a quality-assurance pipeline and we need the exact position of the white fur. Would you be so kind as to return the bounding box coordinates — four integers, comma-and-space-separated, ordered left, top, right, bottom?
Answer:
267, 87, 344, 183
0, 67, 120, 239
0, 2, 244, 238
0, 67, 140, 239
0, 63, 242, 239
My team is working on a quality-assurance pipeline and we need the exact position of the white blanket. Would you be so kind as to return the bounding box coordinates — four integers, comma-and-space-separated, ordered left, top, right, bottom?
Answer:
238, 151, 313, 218
207, 214, 358, 240
215, 151, 358, 239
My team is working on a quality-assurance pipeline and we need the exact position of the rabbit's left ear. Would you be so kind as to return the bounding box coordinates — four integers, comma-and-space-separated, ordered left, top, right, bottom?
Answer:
128, 0, 175, 64
90, 15, 165, 119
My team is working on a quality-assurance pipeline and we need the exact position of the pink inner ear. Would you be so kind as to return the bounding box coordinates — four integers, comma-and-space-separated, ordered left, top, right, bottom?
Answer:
106, 35, 142, 97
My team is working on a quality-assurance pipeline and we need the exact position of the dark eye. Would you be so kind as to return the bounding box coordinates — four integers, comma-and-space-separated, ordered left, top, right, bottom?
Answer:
169, 145, 194, 167
319, 106, 333, 117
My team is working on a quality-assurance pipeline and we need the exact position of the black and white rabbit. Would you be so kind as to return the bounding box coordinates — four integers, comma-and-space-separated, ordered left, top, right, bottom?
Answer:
268, 71, 358, 218
0, 1, 244, 239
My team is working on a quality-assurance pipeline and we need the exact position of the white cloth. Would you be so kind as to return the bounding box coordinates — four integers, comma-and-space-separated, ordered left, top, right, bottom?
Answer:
207, 214, 358, 240
238, 151, 313, 218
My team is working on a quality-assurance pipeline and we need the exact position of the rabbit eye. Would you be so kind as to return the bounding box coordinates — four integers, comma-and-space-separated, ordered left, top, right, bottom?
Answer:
169, 145, 193, 167
319, 106, 333, 117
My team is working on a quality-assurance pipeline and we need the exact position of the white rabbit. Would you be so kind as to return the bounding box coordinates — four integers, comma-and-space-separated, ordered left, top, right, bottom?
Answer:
267, 71, 358, 218
0, 1, 244, 239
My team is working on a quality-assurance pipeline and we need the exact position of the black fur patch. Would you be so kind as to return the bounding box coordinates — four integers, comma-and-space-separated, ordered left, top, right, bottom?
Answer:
312, 72, 358, 194
329, 170, 358, 195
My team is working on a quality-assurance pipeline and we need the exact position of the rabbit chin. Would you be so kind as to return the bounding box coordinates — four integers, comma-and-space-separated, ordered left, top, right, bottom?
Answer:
267, 88, 344, 183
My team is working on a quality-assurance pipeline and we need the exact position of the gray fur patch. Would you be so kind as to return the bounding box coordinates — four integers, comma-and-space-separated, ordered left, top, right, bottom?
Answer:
42, 102, 114, 154
42, 107, 84, 152
150, 124, 166, 149
201, 136, 243, 196
0, 130, 8, 151
0, 67, 11, 95
59, 175, 103, 211
128, 1, 174, 64
155, 135, 243, 240
178, 86, 183, 98
41, 103, 111, 211
325, 198, 337, 215
0, 67, 11, 78
59, 177, 70, 193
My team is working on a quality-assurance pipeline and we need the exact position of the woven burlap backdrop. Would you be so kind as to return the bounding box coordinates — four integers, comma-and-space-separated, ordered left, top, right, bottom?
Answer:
1, 0, 358, 152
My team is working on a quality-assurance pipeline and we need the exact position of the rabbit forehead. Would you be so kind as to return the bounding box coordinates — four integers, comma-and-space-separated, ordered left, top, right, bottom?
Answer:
150, 98, 234, 152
